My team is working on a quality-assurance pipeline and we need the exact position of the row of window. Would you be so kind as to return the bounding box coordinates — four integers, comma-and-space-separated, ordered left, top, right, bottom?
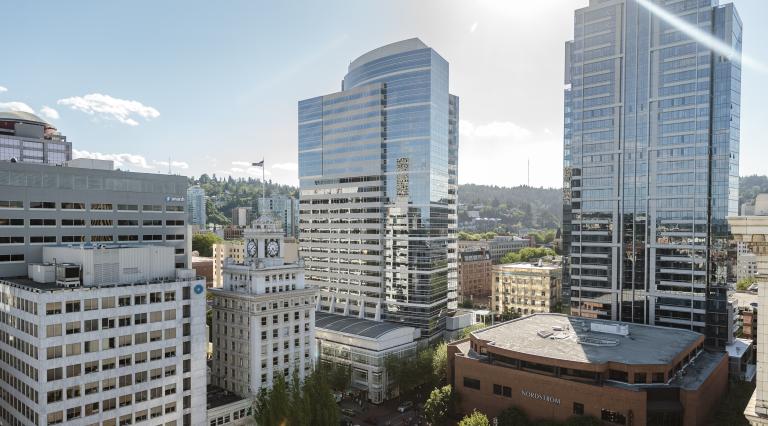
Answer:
47, 399, 181, 425
0, 201, 184, 212
46, 291, 176, 314
47, 344, 191, 382
0, 218, 185, 227
209, 408, 252, 426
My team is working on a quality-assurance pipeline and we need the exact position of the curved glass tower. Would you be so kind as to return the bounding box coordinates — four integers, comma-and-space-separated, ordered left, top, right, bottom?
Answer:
298, 39, 458, 340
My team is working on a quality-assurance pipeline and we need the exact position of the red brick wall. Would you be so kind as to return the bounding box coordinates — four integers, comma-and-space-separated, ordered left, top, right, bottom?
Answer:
453, 355, 647, 425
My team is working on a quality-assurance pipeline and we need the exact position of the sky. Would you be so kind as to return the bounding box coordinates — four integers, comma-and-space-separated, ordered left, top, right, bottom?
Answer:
1, 0, 766, 189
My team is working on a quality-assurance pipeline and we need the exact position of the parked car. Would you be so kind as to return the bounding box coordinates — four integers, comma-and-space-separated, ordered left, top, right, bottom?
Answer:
397, 401, 413, 413
341, 408, 356, 417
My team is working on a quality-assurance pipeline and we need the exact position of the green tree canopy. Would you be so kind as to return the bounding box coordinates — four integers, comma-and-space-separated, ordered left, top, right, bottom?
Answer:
497, 406, 531, 426
459, 410, 490, 426
424, 385, 453, 426
500, 247, 557, 264
192, 232, 223, 257
253, 368, 339, 426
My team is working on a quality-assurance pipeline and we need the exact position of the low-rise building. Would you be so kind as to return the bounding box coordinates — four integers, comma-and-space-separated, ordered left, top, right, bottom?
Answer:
458, 248, 492, 307
206, 385, 254, 426
192, 256, 214, 287
492, 262, 562, 316
449, 314, 728, 425
315, 311, 418, 404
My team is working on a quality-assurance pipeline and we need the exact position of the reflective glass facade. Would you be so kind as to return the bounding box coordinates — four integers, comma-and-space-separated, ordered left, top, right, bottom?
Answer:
565, 0, 741, 348
298, 39, 458, 340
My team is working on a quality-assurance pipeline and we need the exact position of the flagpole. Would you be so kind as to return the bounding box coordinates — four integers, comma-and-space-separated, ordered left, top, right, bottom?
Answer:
252, 160, 265, 216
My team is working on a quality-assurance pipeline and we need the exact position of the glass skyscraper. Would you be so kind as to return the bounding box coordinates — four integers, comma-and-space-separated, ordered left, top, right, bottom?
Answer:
564, 0, 741, 348
298, 38, 458, 340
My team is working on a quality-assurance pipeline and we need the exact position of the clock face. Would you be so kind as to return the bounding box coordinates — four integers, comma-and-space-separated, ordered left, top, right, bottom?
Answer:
266, 240, 279, 258
246, 239, 257, 257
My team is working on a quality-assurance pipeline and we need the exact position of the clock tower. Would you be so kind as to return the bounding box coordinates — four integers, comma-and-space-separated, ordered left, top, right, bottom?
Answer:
243, 215, 284, 266
211, 214, 317, 397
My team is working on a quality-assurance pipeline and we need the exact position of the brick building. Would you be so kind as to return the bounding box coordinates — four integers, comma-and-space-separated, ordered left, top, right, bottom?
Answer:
458, 249, 492, 307
449, 314, 728, 426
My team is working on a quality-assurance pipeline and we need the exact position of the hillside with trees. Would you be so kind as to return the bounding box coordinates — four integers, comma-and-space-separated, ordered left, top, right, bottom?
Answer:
458, 184, 562, 232
187, 175, 768, 227
189, 174, 297, 226
740, 175, 768, 208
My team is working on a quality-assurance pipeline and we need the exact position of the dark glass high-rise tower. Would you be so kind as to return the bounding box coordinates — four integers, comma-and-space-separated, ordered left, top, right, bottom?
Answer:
565, 0, 741, 348
298, 39, 458, 340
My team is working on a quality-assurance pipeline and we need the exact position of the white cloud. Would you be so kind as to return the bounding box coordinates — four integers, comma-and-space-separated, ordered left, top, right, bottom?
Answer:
57, 93, 160, 126
0, 102, 35, 114
155, 160, 189, 170
0, 86, 7, 93
231, 161, 252, 167
39, 106, 59, 120
272, 162, 298, 172
73, 149, 155, 170
470, 22, 478, 33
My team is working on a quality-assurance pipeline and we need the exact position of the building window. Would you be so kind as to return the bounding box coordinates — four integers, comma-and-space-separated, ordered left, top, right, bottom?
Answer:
30, 201, 56, 209
574, 402, 584, 415
493, 384, 502, 395
463, 377, 480, 390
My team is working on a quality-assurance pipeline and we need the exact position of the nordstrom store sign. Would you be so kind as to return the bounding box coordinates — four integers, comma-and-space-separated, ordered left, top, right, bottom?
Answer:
521, 389, 561, 405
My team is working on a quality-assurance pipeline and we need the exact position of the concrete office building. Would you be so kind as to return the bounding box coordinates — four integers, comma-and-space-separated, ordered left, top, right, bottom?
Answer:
745, 281, 768, 425
315, 312, 418, 404
210, 216, 317, 396
231, 207, 252, 228
492, 262, 562, 316
212, 242, 245, 288
256, 196, 299, 238
563, 0, 742, 348
0, 244, 207, 426
186, 186, 206, 228
0, 159, 190, 278
449, 314, 728, 425
458, 248, 493, 307
299, 38, 459, 340
0, 111, 71, 165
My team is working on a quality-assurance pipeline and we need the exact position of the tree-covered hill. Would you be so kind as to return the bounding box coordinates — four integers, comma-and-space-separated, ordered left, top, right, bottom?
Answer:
189, 174, 297, 226
458, 184, 562, 230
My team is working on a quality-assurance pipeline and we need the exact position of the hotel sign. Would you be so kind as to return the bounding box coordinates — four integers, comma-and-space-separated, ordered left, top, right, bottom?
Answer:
521, 389, 560, 405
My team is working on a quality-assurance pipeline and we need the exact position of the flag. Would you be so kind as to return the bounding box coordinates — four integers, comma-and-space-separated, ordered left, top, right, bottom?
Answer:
252, 160, 264, 167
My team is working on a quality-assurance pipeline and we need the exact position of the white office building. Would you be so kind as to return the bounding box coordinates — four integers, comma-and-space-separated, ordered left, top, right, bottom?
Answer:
210, 216, 317, 397
0, 244, 207, 426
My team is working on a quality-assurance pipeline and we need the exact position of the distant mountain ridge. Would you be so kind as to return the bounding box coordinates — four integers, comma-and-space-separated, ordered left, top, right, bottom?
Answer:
189, 174, 768, 226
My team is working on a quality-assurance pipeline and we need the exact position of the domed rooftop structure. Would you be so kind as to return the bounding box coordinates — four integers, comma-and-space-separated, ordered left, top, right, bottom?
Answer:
0, 110, 52, 127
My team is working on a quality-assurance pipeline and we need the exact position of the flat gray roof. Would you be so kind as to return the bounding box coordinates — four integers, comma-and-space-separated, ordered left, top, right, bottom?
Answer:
315, 311, 409, 339
472, 313, 702, 366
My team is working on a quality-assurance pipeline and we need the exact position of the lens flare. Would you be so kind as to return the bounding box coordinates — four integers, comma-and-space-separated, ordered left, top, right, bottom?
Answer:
635, 0, 767, 73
